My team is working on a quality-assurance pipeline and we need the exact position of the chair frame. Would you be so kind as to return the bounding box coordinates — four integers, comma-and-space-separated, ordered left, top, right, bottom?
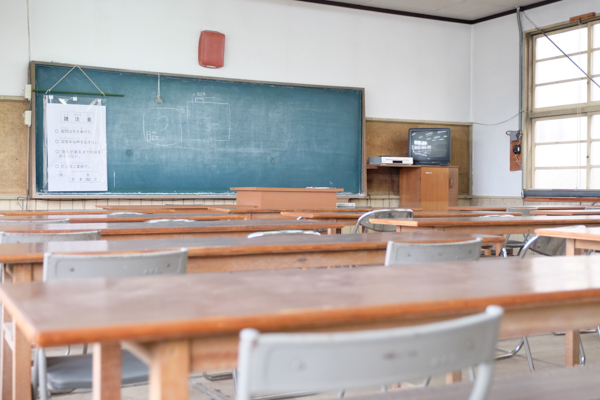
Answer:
352, 209, 413, 234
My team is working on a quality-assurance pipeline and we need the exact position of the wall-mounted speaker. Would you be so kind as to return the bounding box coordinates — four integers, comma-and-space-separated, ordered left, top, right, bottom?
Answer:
198, 31, 225, 69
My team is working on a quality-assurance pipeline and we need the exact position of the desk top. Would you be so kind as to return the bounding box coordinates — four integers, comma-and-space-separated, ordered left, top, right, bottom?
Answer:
447, 206, 588, 211
369, 215, 600, 227
0, 219, 344, 236
208, 207, 376, 214
530, 210, 600, 216
534, 225, 600, 240
0, 209, 176, 216
0, 231, 505, 265
3, 255, 600, 347
283, 211, 522, 219
0, 213, 245, 223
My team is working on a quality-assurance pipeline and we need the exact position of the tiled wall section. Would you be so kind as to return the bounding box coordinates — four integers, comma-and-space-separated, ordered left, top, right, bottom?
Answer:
0, 195, 591, 211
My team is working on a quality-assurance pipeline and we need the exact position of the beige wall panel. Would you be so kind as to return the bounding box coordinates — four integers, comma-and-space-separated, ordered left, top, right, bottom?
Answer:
366, 120, 471, 196
0, 100, 28, 195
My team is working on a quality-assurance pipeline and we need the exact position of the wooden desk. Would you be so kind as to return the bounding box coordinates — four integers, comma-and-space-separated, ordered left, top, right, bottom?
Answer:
0, 220, 344, 241
447, 206, 587, 211
207, 206, 376, 220
282, 211, 523, 227
0, 213, 245, 224
0, 232, 506, 277
0, 209, 176, 216
531, 209, 600, 216
368, 216, 600, 235
4, 256, 600, 399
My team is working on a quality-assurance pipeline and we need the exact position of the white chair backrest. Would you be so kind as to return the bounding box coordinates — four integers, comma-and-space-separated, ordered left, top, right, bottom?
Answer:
385, 238, 482, 266
108, 212, 147, 216
43, 248, 188, 281
506, 207, 536, 216
236, 306, 503, 400
0, 219, 70, 224
247, 230, 321, 238
353, 209, 413, 233
0, 230, 101, 244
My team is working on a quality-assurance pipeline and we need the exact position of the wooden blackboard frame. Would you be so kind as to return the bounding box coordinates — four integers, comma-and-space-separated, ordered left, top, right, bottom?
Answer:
30, 61, 366, 199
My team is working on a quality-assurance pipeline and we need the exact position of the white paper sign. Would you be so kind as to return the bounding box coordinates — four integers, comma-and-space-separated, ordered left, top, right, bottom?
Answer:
46, 101, 107, 191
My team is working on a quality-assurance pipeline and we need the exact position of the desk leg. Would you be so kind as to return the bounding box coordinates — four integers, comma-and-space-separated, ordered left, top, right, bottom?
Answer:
566, 239, 576, 256
93, 342, 122, 400
149, 340, 190, 400
445, 371, 462, 383
13, 324, 31, 400
8, 265, 33, 400
566, 330, 581, 367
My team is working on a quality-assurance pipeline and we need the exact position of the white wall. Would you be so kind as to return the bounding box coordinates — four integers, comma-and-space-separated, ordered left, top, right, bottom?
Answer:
1, 0, 471, 123
471, 0, 600, 196
0, 0, 29, 96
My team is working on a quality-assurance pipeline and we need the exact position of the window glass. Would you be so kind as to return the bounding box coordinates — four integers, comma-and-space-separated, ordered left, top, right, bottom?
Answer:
590, 168, 600, 188
536, 54, 587, 84
590, 141, 600, 165
535, 142, 586, 168
535, 169, 586, 189
536, 28, 587, 60
535, 117, 586, 143
535, 80, 587, 108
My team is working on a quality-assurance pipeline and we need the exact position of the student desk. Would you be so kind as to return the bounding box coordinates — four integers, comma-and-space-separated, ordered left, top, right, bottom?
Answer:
534, 226, 600, 256
0, 232, 506, 277
282, 211, 523, 227
0, 213, 246, 223
447, 206, 587, 211
367, 216, 600, 235
530, 209, 600, 216
4, 256, 600, 400
0, 220, 344, 240
207, 206, 376, 220
0, 209, 176, 216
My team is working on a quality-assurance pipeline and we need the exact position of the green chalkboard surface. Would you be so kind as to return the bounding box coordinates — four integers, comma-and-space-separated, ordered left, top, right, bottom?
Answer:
32, 62, 364, 197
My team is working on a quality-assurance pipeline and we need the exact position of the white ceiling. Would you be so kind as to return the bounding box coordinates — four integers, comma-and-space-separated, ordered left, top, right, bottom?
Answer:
298, 0, 559, 22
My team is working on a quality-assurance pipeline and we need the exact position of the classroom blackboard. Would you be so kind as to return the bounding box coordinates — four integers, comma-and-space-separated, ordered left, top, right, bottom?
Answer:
32, 62, 364, 197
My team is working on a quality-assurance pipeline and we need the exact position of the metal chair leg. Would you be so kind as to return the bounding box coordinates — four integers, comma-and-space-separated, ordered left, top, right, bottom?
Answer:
202, 371, 234, 381
495, 337, 525, 360
523, 337, 535, 372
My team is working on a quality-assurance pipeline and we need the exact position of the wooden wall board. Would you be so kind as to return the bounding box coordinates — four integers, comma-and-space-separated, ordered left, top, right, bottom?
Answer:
0, 100, 28, 195
510, 139, 522, 171
366, 120, 471, 195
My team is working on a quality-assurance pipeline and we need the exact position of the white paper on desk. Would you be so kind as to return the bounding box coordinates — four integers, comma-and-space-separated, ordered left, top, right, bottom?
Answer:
46, 102, 107, 191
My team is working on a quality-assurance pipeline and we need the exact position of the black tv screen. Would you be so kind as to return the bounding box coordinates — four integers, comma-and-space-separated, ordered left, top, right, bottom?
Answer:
408, 128, 451, 166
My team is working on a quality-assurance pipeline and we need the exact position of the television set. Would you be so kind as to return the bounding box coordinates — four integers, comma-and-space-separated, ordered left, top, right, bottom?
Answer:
408, 128, 451, 166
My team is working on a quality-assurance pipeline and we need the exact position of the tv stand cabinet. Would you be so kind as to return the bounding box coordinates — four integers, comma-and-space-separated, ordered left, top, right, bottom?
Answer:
368, 165, 458, 211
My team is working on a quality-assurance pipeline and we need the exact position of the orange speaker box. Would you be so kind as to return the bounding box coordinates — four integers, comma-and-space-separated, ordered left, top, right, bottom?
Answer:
198, 31, 225, 69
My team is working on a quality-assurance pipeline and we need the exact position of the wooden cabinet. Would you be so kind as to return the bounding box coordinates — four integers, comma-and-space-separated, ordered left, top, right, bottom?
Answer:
399, 166, 458, 211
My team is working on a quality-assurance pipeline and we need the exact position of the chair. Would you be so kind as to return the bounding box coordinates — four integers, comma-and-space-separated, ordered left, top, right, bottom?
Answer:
353, 209, 413, 233
0, 230, 101, 244
247, 230, 321, 239
236, 306, 503, 400
384, 238, 482, 265
32, 248, 188, 399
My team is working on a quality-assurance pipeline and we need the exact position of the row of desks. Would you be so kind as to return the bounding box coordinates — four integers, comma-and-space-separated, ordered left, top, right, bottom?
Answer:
3, 205, 600, 399
4, 256, 600, 399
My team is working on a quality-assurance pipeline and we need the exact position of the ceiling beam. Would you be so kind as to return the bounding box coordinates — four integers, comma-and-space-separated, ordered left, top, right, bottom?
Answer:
292, 0, 564, 25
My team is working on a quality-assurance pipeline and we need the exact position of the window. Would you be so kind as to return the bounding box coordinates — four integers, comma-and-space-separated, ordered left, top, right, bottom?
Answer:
527, 20, 600, 190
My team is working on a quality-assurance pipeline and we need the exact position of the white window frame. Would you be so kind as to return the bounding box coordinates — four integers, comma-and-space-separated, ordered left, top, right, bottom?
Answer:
524, 18, 600, 190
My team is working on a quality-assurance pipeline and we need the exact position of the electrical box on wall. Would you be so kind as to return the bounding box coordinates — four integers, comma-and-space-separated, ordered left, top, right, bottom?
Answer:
198, 31, 225, 69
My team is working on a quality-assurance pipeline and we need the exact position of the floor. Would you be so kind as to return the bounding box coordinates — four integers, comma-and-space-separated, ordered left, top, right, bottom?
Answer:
40, 332, 600, 400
